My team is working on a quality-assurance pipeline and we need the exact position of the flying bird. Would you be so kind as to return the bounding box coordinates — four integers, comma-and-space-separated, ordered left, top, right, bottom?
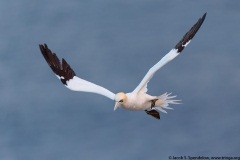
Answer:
39, 13, 206, 120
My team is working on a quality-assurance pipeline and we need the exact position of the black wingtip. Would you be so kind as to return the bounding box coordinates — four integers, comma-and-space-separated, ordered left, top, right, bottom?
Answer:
201, 12, 207, 24
39, 43, 48, 50
39, 44, 44, 53
174, 13, 207, 53
203, 12, 207, 18
39, 43, 76, 85
39, 43, 50, 57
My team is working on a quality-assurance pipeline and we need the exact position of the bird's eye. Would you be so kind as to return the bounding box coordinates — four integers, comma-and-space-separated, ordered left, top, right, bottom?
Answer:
119, 100, 123, 102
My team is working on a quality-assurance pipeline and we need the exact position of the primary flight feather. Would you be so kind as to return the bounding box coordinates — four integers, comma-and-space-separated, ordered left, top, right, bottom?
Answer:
39, 13, 206, 120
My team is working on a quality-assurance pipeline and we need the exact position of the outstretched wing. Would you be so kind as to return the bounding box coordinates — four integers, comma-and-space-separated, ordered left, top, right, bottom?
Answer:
39, 44, 115, 100
133, 13, 207, 94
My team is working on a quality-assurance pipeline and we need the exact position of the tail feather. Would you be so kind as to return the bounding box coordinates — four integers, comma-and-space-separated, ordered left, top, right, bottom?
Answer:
162, 106, 174, 110
155, 107, 168, 114
155, 92, 181, 113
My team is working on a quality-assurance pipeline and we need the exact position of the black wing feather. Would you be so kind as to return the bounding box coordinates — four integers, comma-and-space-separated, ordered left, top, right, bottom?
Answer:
39, 43, 76, 85
175, 12, 207, 53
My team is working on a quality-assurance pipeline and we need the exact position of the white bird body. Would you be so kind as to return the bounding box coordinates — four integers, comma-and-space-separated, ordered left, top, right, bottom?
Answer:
39, 13, 206, 119
114, 92, 177, 112
119, 93, 154, 111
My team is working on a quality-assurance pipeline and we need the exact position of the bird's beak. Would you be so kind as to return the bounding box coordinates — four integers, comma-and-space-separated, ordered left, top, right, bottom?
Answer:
114, 102, 119, 111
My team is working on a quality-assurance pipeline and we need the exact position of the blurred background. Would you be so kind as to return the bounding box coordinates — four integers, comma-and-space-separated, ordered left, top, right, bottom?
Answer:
0, 0, 239, 159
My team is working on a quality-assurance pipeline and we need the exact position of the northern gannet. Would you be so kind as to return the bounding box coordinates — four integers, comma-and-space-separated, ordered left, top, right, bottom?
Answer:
39, 13, 206, 120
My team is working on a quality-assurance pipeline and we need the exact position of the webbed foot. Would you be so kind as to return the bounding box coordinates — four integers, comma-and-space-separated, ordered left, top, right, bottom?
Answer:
145, 109, 160, 120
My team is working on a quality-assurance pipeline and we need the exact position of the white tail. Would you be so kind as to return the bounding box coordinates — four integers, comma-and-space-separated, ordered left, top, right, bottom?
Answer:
155, 92, 181, 113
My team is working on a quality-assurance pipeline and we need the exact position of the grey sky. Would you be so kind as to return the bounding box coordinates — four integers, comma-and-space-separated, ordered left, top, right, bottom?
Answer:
0, 1, 240, 160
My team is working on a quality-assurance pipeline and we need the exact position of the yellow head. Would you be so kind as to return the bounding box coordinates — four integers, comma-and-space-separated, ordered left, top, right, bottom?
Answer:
114, 92, 127, 111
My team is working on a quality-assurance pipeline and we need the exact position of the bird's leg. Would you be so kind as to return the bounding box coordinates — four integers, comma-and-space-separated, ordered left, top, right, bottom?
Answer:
144, 98, 160, 120
150, 98, 158, 109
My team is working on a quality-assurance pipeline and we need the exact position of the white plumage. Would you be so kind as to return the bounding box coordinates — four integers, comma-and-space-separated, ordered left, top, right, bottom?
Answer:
39, 13, 206, 120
